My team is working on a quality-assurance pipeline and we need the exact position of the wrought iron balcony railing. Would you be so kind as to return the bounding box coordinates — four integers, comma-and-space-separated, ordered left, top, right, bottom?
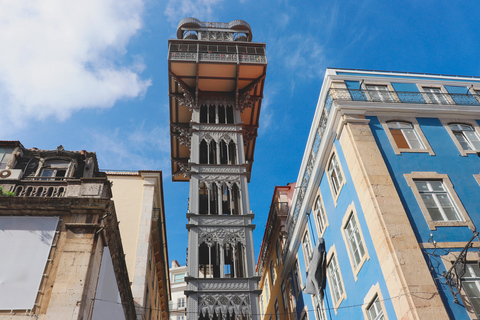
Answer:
327, 88, 480, 106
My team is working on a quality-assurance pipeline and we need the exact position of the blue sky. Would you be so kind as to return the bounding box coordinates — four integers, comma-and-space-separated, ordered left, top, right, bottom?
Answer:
2, 0, 480, 266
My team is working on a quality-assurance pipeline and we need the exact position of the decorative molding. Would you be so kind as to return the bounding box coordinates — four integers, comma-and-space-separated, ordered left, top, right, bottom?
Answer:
172, 126, 192, 149
198, 174, 240, 185
199, 96, 235, 109
237, 75, 265, 111
198, 293, 251, 319
242, 128, 256, 146
173, 160, 189, 177
200, 131, 236, 144
197, 166, 242, 175
198, 217, 244, 226
170, 71, 196, 110
198, 227, 246, 246
198, 280, 249, 291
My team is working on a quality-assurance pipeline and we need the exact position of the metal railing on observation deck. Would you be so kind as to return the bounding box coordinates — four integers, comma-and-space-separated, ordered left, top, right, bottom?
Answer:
169, 42, 267, 64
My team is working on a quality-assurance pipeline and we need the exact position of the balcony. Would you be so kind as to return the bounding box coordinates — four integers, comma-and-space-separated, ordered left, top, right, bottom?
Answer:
327, 88, 480, 106
0, 178, 111, 198
169, 42, 267, 64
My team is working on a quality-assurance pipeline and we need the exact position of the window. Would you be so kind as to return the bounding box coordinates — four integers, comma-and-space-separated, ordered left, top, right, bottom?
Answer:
423, 87, 449, 104
270, 260, 276, 286
405, 172, 474, 230
314, 295, 327, 320
40, 160, 71, 180
275, 240, 282, 266
449, 123, 480, 151
274, 299, 279, 320
293, 260, 302, 296
342, 206, 367, 277
0, 147, 14, 169
379, 117, 434, 155
415, 179, 461, 222
328, 153, 344, 197
265, 275, 270, 302
177, 297, 185, 308
281, 280, 288, 311
362, 284, 388, 320
259, 294, 264, 318
366, 295, 385, 320
314, 196, 327, 235
386, 121, 424, 150
178, 316, 185, 320
365, 84, 394, 102
326, 249, 346, 310
302, 231, 313, 265
174, 273, 185, 283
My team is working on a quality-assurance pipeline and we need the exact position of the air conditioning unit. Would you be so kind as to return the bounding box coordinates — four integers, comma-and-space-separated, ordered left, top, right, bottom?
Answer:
0, 169, 23, 180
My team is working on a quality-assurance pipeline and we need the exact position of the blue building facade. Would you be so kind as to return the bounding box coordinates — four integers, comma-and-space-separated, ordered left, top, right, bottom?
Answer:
280, 69, 480, 320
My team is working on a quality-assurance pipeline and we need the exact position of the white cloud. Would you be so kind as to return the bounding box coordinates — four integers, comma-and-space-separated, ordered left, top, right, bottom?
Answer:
279, 33, 326, 79
89, 124, 171, 172
0, 0, 150, 128
164, 0, 223, 24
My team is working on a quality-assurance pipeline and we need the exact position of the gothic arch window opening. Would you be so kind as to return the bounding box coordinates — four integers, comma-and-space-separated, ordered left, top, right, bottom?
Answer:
199, 139, 217, 164
199, 104, 235, 124
219, 139, 237, 165
198, 238, 245, 279
222, 183, 241, 215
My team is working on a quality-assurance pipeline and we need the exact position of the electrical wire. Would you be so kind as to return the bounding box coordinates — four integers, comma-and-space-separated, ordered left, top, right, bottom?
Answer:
92, 290, 438, 315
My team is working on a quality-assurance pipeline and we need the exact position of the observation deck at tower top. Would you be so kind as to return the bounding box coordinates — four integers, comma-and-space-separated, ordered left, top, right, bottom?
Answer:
168, 18, 267, 182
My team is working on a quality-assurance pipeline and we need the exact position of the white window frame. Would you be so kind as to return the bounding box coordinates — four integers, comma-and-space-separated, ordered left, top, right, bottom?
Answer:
363, 83, 397, 103
418, 85, 452, 105
275, 240, 282, 267
0, 147, 15, 170
326, 246, 346, 313
378, 116, 434, 155
36, 158, 75, 180
362, 283, 388, 320
293, 260, 302, 297
405, 172, 474, 230
314, 194, 328, 237
302, 230, 313, 267
259, 293, 264, 318
441, 119, 480, 156
313, 294, 327, 320
265, 274, 270, 302
177, 297, 185, 309
270, 260, 276, 287
442, 252, 480, 320
327, 150, 345, 204
341, 202, 369, 280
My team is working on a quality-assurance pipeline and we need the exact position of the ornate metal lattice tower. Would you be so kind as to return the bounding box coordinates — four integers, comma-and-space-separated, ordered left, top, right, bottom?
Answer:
168, 18, 267, 320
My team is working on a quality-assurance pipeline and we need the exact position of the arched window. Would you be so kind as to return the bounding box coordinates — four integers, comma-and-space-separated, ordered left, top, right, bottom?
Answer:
218, 105, 226, 124
200, 105, 208, 123
386, 121, 424, 150
199, 183, 209, 215
208, 105, 216, 123
226, 106, 234, 124
209, 140, 217, 164
199, 140, 208, 164
219, 140, 228, 164
228, 140, 236, 164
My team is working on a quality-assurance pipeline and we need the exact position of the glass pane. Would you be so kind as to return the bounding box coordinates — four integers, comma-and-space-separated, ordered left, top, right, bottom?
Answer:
429, 181, 444, 191
46, 160, 70, 168
465, 131, 480, 150
463, 281, 480, 315
454, 132, 473, 150
402, 128, 424, 149
415, 180, 428, 191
